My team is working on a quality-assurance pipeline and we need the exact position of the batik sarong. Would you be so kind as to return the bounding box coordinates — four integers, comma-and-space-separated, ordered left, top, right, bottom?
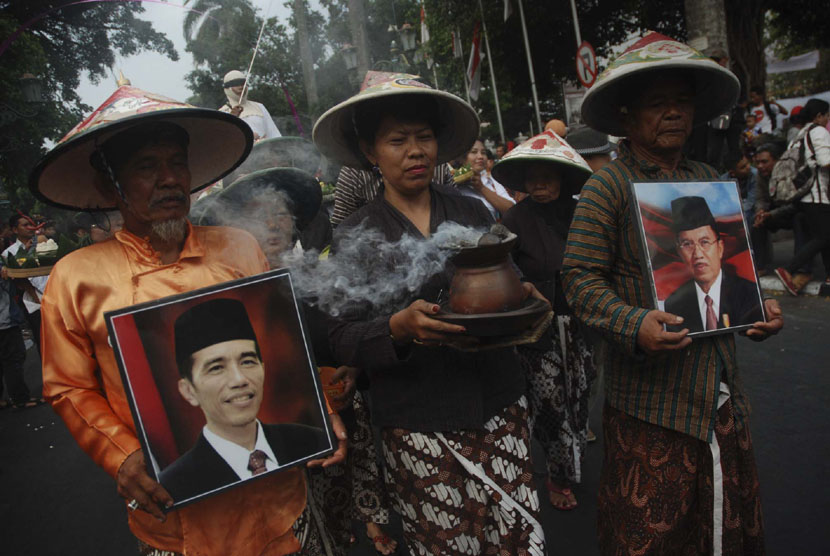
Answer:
598, 389, 764, 555
381, 396, 545, 556
349, 390, 392, 526
519, 314, 595, 485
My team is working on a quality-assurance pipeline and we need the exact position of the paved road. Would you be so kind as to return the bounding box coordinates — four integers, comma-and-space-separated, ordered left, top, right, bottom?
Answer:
1, 294, 828, 555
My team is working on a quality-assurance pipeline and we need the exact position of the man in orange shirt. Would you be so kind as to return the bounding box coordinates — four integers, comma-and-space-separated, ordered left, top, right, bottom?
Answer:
32, 86, 345, 556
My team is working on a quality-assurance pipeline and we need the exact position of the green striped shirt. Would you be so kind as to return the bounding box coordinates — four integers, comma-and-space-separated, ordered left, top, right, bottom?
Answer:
562, 141, 748, 442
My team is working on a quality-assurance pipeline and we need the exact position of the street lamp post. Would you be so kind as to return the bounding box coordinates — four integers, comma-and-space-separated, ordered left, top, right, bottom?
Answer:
0, 73, 44, 128
0, 73, 45, 153
398, 23, 417, 52
341, 44, 361, 86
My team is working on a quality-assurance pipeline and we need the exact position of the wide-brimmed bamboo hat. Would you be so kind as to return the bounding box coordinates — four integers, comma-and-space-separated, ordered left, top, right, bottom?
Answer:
581, 31, 740, 137
492, 130, 592, 195
29, 85, 253, 211
219, 167, 322, 231
312, 71, 479, 169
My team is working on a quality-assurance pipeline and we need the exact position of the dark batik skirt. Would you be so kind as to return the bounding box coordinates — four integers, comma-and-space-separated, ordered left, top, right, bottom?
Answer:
304, 390, 392, 556
380, 396, 545, 556
598, 391, 765, 556
519, 314, 595, 485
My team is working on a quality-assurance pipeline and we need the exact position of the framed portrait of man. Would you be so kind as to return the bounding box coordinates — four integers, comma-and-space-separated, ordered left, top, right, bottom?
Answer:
105, 269, 335, 508
630, 180, 766, 337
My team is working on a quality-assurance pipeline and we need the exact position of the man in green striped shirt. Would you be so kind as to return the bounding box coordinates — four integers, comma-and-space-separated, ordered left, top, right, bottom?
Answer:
563, 32, 783, 555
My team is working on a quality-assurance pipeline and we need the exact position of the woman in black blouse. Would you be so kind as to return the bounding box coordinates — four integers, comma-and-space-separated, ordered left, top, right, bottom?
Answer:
312, 75, 547, 555
495, 130, 596, 511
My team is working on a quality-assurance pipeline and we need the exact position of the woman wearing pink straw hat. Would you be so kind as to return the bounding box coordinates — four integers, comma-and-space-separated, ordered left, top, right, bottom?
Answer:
493, 130, 595, 512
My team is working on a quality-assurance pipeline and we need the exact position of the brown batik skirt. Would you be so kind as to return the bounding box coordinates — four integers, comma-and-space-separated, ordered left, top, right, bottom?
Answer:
381, 396, 545, 556
598, 395, 765, 555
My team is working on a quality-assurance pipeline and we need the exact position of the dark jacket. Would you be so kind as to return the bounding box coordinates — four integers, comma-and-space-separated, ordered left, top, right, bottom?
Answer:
159, 423, 329, 504
329, 185, 526, 432
665, 271, 763, 333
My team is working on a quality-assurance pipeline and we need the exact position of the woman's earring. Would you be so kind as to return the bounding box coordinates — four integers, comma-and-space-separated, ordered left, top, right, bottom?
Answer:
372, 164, 381, 177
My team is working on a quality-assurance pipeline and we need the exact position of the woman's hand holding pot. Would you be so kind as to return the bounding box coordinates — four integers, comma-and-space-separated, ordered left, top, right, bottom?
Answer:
389, 300, 466, 345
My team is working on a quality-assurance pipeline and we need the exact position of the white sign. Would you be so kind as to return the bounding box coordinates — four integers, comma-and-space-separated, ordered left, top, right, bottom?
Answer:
575, 41, 598, 89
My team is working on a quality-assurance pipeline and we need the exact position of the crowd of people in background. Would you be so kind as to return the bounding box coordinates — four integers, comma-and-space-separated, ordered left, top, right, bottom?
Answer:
4, 28, 829, 556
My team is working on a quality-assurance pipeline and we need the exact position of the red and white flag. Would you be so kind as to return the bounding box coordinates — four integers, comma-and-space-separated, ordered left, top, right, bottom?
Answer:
466, 22, 484, 101
504, 0, 513, 21
420, 4, 430, 44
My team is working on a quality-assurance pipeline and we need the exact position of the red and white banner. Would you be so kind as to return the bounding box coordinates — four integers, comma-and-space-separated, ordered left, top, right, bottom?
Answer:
467, 22, 484, 101
420, 4, 430, 44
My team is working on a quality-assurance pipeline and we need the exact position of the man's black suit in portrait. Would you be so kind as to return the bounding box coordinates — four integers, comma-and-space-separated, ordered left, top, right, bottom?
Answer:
665, 196, 763, 333
159, 298, 329, 503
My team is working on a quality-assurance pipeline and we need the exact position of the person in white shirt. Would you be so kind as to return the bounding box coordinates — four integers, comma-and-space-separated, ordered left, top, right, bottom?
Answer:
747, 85, 788, 135
775, 98, 830, 293
1, 213, 48, 352
159, 297, 329, 503
455, 138, 515, 219
218, 70, 282, 141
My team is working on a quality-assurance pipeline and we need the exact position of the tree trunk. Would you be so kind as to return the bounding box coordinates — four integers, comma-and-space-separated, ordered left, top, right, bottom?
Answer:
293, 0, 319, 111
684, 0, 729, 56
347, 0, 370, 79
724, 0, 765, 97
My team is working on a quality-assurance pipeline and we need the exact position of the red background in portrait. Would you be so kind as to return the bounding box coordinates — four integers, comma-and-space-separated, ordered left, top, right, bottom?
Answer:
638, 202, 757, 301
109, 275, 327, 470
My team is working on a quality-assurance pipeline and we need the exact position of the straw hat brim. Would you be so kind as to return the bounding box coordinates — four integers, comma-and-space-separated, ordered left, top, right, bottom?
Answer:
312, 88, 480, 169
219, 167, 322, 231
581, 62, 740, 137
492, 156, 592, 196
29, 108, 253, 211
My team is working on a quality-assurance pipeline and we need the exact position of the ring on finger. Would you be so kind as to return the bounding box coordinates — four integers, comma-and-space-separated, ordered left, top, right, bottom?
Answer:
128, 499, 140, 511
412, 338, 424, 345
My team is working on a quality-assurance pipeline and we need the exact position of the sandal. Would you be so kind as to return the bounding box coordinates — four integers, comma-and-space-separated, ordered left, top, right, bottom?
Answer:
11, 397, 45, 411
366, 522, 397, 555
587, 427, 597, 443
547, 480, 578, 511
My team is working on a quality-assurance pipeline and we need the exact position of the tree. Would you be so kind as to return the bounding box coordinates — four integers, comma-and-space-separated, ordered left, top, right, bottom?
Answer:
184, 0, 332, 134
422, 0, 686, 139
293, 0, 319, 111
0, 1, 177, 217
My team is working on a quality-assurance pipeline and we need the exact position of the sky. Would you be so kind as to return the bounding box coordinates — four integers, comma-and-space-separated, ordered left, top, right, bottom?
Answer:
76, 0, 321, 110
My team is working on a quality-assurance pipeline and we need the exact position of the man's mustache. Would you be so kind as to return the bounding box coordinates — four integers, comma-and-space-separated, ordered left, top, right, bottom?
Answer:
149, 192, 187, 207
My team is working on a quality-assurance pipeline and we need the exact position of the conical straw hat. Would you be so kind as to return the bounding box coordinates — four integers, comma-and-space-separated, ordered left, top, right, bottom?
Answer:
581, 31, 739, 137
492, 130, 592, 195
29, 85, 253, 211
312, 72, 479, 169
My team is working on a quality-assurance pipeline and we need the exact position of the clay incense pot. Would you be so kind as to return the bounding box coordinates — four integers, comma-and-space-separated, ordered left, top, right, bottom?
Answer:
448, 234, 525, 315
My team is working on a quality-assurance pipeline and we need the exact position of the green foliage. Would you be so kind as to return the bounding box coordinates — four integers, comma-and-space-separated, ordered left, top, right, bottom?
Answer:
765, 0, 830, 58
0, 1, 177, 220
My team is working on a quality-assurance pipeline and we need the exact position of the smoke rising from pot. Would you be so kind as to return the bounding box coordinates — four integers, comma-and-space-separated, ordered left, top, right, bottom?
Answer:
283, 221, 485, 317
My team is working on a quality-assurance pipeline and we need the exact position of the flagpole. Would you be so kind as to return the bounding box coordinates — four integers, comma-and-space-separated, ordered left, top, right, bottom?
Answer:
517, 0, 542, 132
569, 0, 582, 47
477, 0, 505, 144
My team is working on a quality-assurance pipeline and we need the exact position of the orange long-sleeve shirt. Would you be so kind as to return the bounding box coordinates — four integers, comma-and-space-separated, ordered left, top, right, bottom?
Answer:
41, 223, 306, 555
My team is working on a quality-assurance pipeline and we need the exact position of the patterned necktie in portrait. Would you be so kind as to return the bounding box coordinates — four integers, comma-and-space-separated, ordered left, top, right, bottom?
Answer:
247, 449, 268, 476
705, 294, 717, 331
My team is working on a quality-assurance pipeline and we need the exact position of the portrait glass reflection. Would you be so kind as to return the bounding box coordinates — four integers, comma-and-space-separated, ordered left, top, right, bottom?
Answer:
106, 269, 333, 508
630, 180, 765, 337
